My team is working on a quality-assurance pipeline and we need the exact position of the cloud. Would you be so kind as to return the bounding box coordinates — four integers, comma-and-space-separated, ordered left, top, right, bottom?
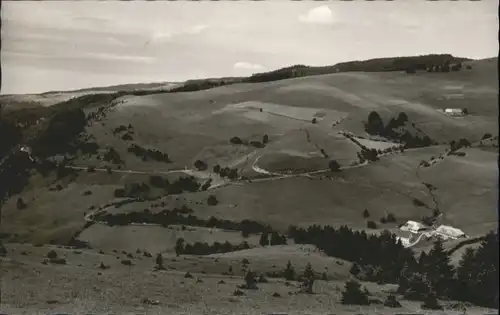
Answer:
84, 52, 155, 64
149, 31, 173, 44
298, 5, 336, 25
233, 62, 265, 71
186, 24, 209, 35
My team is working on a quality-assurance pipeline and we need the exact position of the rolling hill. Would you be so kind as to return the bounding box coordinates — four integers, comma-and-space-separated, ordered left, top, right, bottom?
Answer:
0, 55, 498, 314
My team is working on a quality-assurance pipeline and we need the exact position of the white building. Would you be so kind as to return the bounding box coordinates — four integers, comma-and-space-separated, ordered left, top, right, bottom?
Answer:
400, 220, 429, 234
435, 225, 467, 240
444, 108, 466, 116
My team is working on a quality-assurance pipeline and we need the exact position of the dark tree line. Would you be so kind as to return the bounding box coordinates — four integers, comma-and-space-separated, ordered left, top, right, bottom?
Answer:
259, 231, 287, 246
398, 232, 498, 308
212, 164, 239, 180
289, 224, 416, 284
121, 176, 200, 197
289, 223, 498, 308
364, 111, 433, 149
95, 209, 274, 235
127, 144, 171, 163
174, 238, 251, 256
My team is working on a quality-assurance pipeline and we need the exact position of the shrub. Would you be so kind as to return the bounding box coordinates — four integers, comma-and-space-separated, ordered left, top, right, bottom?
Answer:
300, 262, 316, 294
312, 118, 317, 124
155, 253, 165, 270
421, 292, 443, 310
213, 164, 221, 174
284, 260, 296, 281
50, 258, 67, 265
259, 232, 269, 247
328, 160, 341, 172
412, 198, 426, 207
47, 250, 58, 259
386, 213, 396, 223
380, 217, 387, 224
384, 294, 402, 308
227, 168, 238, 180
175, 238, 185, 256
121, 259, 133, 266
233, 289, 245, 296
243, 270, 258, 289
249, 140, 264, 148
262, 134, 269, 144
229, 137, 243, 145
341, 280, 370, 305
207, 195, 218, 206
16, 197, 27, 210
258, 274, 269, 283
482, 133, 492, 140
0, 242, 7, 256
194, 160, 207, 171
367, 221, 377, 229
362, 209, 370, 218
184, 272, 193, 279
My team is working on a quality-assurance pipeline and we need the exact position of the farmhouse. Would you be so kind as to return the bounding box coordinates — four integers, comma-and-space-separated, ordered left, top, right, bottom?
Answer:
444, 108, 467, 116
435, 225, 467, 240
399, 220, 429, 234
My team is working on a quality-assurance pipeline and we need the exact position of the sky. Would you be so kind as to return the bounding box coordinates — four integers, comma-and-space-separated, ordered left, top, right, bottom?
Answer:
1, 1, 498, 95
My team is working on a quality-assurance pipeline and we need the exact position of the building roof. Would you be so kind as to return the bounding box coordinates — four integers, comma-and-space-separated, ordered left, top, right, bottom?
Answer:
400, 220, 428, 232
435, 225, 466, 237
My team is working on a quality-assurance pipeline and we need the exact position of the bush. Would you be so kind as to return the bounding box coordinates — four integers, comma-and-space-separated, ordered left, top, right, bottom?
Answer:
0, 242, 7, 256
341, 280, 370, 305
207, 195, 218, 206
228, 168, 239, 180
328, 160, 341, 172
300, 262, 316, 294
155, 253, 165, 270
262, 134, 269, 144
384, 294, 402, 308
149, 175, 168, 188
230, 137, 243, 145
386, 213, 396, 223
362, 209, 370, 218
113, 188, 125, 198
47, 250, 58, 259
194, 160, 207, 171
421, 292, 443, 310
367, 221, 377, 229
312, 118, 317, 124
213, 164, 221, 174
259, 232, 269, 247
243, 270, 258, 289
16, 197, 27, 210
482, 133, 492, 140
284, 260, 296, 281
121, 259, 133, 266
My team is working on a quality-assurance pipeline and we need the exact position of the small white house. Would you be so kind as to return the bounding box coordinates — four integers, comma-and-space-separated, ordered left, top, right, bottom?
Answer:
444, 108, 466, 116
400, 220, 429, 234
435, 225, 467, 240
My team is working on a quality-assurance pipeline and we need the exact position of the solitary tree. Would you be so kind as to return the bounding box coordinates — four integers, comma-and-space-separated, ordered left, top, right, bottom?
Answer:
341, 280, 370, 305
328, 160, 341, 172
362, 209, 370, 218
259, 232, 269, 247
243, 270, 258, 289
175, 238, 185, 256
262, 134, 269, 144
284, 260, 296, 281
301, 262, 316, 294
155, 253, 165, 270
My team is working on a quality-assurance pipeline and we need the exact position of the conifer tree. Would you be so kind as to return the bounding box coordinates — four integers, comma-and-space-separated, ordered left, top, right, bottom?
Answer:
283, 260, 296, 281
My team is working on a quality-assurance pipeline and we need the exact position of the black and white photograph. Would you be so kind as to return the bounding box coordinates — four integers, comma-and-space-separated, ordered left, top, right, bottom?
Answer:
0, 0, 498, 314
